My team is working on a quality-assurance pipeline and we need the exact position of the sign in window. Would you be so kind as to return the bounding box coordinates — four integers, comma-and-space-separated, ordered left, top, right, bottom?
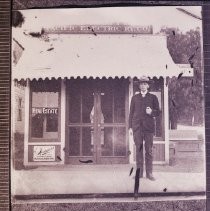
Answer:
31, 92, 59, 140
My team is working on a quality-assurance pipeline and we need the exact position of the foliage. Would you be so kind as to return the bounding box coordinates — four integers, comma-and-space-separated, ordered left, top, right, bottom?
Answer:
12, 11, 25, 27
160, 27, 203, 127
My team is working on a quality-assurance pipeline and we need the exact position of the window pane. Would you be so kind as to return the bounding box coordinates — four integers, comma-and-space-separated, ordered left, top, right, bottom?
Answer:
17, 97, 22, 121
69, 127, 80, 156
101, 79, 126, 123
101, 127, 113, 156
68, 81, 81, 123
18, 109, 22, 121
101, 81, 113, 123
31, 92, 59, 139
82, 127, 93, 156
46, 114, 58, 132
114, 127, 126, 156
114, 81, 125, 123
31, 114, 44, 138
150, 91, 162, 138
155, 113, 162, 137
32, 92, 58, 107
82, 85, 94, 123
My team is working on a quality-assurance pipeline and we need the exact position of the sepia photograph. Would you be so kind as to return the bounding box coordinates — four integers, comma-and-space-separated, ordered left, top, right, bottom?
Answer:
11, 6, 205, 210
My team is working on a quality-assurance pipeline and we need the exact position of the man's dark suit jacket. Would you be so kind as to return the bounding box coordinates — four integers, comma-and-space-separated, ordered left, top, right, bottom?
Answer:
129, 92, 160, 134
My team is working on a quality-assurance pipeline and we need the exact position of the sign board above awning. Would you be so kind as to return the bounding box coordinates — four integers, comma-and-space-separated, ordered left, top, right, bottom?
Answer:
44, 25, 153, 35
12, 32, 193, 80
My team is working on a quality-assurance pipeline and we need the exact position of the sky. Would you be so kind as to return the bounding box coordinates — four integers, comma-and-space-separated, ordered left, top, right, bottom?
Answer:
19, 6, 202, 33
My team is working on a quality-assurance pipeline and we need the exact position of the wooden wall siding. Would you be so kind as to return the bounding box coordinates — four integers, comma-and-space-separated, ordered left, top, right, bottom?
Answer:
13, 84, 25, 133
153, 144, 165, 161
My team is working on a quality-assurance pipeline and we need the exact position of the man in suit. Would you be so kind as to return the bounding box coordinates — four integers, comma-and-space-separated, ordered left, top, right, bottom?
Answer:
129, 76, 160, 181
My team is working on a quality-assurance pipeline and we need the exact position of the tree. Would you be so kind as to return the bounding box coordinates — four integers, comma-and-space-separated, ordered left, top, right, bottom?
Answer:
160, 27, 203, 128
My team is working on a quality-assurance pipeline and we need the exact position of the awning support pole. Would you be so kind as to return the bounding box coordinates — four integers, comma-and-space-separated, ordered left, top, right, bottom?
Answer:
128, 77, 135, 164
164, 77, 169, 164
60, 79, 66, 164
24, 79, 30, 166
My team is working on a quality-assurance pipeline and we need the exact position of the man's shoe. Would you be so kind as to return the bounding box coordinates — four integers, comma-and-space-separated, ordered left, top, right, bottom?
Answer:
146, 173, 156, 181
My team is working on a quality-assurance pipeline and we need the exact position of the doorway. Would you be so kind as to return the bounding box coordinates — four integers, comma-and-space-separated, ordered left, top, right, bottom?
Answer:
65, 78, 129, 164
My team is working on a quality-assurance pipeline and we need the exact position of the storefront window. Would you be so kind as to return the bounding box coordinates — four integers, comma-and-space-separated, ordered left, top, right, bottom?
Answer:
30, 80, 60, 141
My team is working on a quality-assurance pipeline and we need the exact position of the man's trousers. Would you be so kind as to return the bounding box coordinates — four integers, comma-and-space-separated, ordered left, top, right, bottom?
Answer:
133, 131, 154, 176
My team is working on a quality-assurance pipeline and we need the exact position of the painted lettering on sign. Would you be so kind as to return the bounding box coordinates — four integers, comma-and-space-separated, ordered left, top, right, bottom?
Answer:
32, 107, 58, 114
33, 145, 55, 161
44, 25, 153, 34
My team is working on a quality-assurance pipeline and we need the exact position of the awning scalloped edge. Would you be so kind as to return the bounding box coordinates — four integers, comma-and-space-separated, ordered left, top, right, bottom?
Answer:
14, 75, 185, 82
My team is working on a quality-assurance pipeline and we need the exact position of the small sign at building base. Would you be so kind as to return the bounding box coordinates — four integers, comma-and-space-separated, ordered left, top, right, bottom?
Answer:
33, 145, 55, 161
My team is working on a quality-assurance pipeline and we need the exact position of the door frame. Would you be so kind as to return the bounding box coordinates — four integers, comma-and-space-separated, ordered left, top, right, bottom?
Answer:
65, 79, 96, 164
65, 78, 129, 165
95, 81, 129, 164
128, 77, 168, 165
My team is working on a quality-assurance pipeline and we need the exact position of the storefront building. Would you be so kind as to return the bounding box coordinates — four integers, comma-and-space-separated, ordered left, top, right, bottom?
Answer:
12, 25, 193, 168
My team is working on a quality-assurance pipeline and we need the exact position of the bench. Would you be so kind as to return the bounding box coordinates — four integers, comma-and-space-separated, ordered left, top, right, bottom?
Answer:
169, 130, 203, 152
168, 130, 203, 166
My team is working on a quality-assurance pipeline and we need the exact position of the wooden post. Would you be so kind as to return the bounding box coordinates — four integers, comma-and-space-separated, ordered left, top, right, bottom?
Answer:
24, 79, 30, 166
60, 79, 66, 164
128, 77, 135, 164
164, 77, 169, 164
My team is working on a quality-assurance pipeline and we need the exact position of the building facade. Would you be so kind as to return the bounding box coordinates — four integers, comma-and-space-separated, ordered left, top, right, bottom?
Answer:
12, 25, 192, 168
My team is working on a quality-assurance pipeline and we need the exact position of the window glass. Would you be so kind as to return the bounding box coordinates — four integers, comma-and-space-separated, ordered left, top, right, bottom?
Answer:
101, 79, 126, 123
17, 97, 22, 121
31, 92, 59, 139
69, 127, 80, 156
113, 80, 126, 123
68, 81, 81, 123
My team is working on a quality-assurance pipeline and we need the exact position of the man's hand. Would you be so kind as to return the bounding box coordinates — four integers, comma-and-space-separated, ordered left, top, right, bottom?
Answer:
129, 128, 133, 136
146, 107, 152, 115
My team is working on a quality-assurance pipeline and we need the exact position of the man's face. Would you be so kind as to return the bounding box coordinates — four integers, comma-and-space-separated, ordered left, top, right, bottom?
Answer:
139, 82, 149, 92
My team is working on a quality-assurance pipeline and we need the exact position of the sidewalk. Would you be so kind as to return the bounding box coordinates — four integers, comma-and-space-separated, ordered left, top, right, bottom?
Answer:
12, 164, 205, 196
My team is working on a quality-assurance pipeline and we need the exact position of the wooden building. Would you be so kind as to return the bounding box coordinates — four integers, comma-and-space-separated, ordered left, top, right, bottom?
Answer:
12, 25, 193, 167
